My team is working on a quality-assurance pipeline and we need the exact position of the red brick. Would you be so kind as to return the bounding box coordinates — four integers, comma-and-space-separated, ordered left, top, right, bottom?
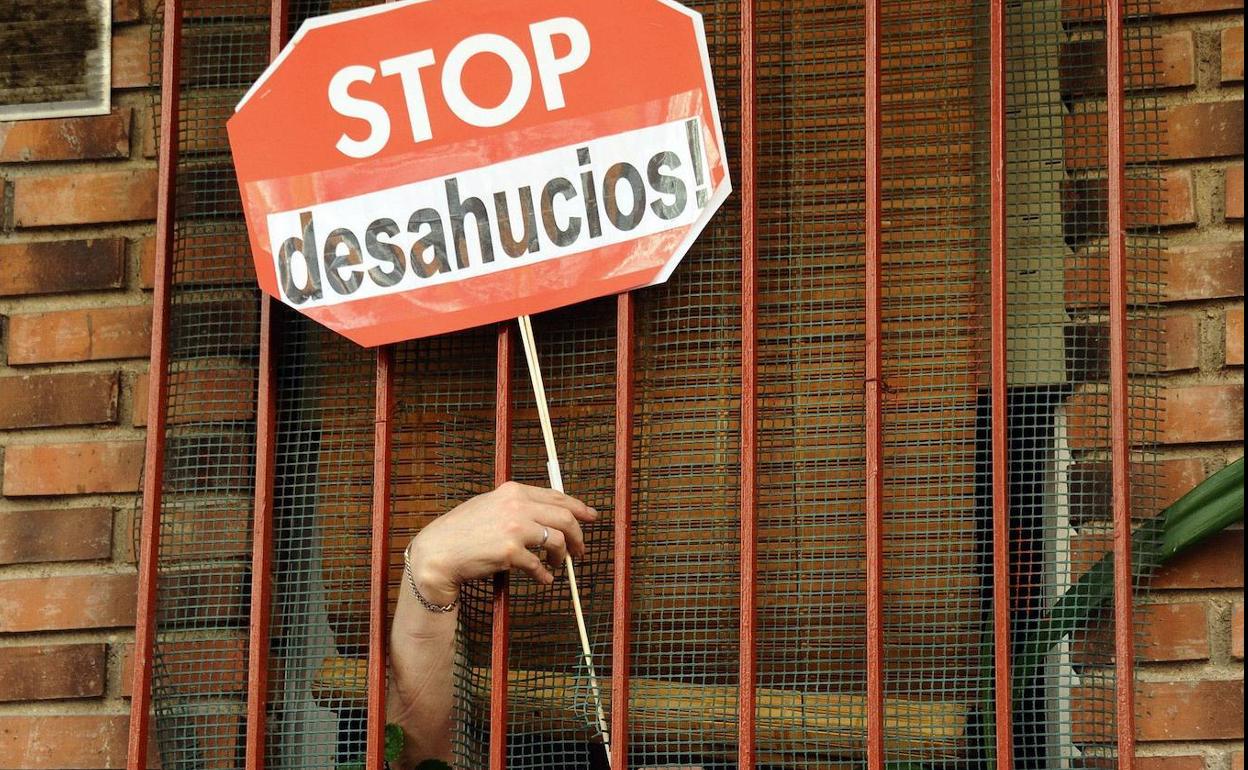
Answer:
0, 109, 130, 162
1165, 101, 1244, 161
0, 239, 126, 297
131, 372, 150, 427
1161, 169, 1198, 226
118, 636, 247, 697
1159, 31, 1197, 88
181, 0, 276, 16
114, 0, 141, 22
0, 644, 105, 702
1064, 102, 1241, 166
1227, 307, 1244, 366
112, 25, 153, 89
0, 715, 129, 769
0, 573, 136, 632
1063, 457, 1205, 524
138, 102, 157, 159
2, 441, 144, 496
1064, 390, 1153, 450
1224, 26, 1244, 83
1066, 316, 1203, 378
116, 506, 137, 564
1163, 314, 1200, 372
1232, 752, 1244, 770
1160, 384, 1244, 444
1227, 165, 1244, 221
1055, 33, 1193, 97
151, 229, 254, 285
1062, 170, 1196, 239
132, 368, 256, 428
6, 305, 152, 364
1154, 529, 1245, 589
1064, 0, 1242, 20
1135, 757, 1207, 770
1165, 242, 1244, 303
137, 235, 157, 289
0, 372, 118, 429
1139, 602, 1210, 661
1065, 242, 1243, 308
1137, 679, 1244, 741
1157, 456, 1212, 510
0, 508, 113, 564
12, 168, 158, 227
1233, 602, 1244, 659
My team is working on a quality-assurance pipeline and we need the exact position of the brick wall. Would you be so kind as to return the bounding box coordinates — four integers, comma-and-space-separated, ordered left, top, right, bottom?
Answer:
0, 1, 1242, 770
0, 0, 156, 766
1126, 1, 1245, 768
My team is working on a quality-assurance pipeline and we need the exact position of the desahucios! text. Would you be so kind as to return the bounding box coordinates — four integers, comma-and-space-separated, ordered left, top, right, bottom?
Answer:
267, 118, 711, 307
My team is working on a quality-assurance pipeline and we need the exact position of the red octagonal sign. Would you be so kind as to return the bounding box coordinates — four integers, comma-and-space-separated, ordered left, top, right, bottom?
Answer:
228, 0, 730, 347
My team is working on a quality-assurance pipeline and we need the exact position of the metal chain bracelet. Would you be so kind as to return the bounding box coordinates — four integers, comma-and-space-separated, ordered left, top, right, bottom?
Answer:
403, 539, 458, 613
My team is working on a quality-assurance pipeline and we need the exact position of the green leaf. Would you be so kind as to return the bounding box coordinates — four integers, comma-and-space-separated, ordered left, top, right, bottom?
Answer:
1161, 457, 1244, 559
384, 723, 406, 762
1012, 459, 1243, 702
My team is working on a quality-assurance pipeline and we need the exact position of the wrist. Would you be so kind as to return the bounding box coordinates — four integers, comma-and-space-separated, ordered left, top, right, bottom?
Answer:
405, 537, 460, 607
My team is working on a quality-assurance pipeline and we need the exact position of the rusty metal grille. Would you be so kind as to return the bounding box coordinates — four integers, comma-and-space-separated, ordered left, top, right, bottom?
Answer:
136, 0, 269, 766
263, 319, 376, 768
391, 329, 499, 769
130, 0, 1164, 769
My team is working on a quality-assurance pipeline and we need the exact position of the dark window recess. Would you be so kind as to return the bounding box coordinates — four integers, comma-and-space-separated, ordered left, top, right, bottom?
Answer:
0, 0, 110, 121
976, 387, 1090, 770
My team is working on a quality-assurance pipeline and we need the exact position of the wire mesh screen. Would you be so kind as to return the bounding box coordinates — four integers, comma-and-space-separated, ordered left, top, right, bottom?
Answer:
142, 0, 1163, 767
755, 2, 871, 767
502, 301, 619, 769
388, 329, 500, 769
265, 320, 375, 768
877, 0, 992, 766
144, 0, 268, 766
1002, 1, 1164, 769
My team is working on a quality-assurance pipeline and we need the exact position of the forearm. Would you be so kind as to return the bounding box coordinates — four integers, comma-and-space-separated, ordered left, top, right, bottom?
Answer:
383, 483, 595, 766
387, 564, 458, 766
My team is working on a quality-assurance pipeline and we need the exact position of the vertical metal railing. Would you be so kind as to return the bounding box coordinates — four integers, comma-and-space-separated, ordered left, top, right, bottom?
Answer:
242, 2, 288, 765
1105, 0, 1138, 767
243, 304, 280, 769
989, 0, 1016, 766
129, 3, 1152, 765
738, 0, 759, 766
367, 347, 395, 770
490, 324, 514, 770
126, 2, 182, 767
611, 292, 634, 770
863, 0, 886, 766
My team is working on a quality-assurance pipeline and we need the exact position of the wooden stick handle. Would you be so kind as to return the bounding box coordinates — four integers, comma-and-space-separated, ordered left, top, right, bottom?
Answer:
516, 315, 613, 764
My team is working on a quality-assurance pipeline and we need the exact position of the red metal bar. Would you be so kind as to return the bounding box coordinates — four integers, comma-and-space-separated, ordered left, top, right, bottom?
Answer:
244, 298, 280, 770
239, 4, 288, 763
126, 2, 182, 766
1105, 1, 1137, 767
611, 292, 635, 769
863, 0, 886, 767
243, 4, 289, 765
367, 347, 395, 770
989, 0, 1016, 766
490, 324, 514, 770
738, 0, 758, 765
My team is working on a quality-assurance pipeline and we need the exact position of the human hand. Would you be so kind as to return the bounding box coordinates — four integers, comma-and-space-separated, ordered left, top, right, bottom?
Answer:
405, 481, 598, 606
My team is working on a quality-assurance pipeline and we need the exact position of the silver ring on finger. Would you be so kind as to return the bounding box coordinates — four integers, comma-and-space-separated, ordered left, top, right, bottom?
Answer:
539, 526, 550, 550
